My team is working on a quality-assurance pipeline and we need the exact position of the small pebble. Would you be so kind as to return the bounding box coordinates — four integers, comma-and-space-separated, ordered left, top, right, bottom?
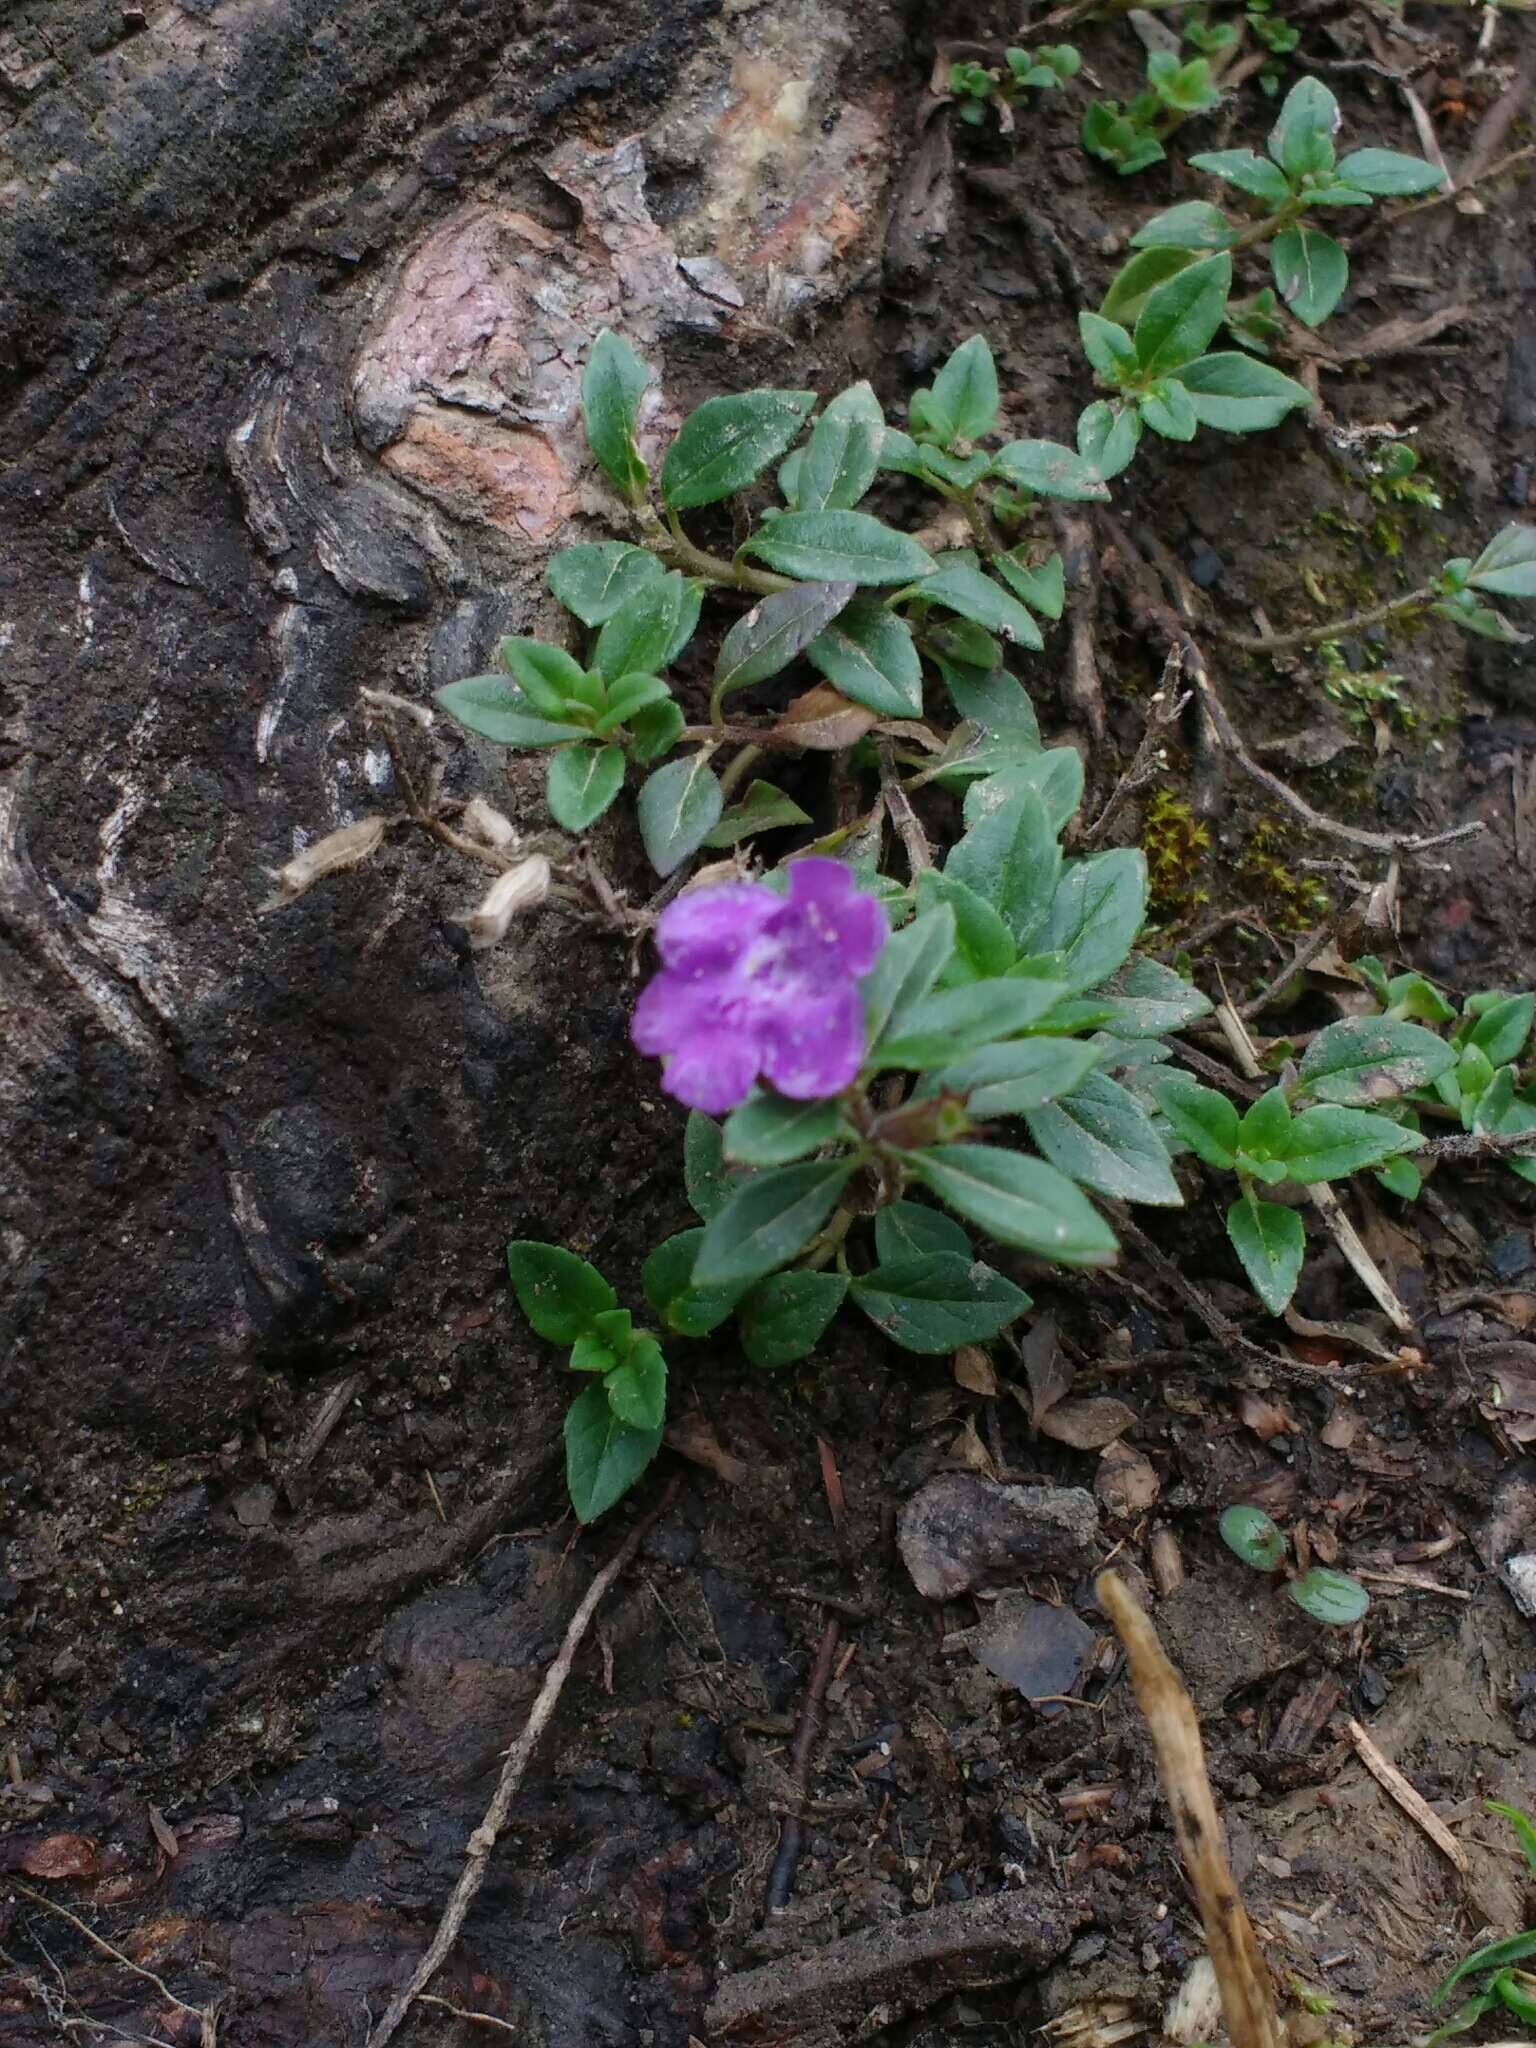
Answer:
1189, 546, 1225, 590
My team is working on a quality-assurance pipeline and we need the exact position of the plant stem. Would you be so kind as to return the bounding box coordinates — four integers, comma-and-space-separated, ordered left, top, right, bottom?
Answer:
957, 483, 1008, 560
717, 744, 763, 800
801, 1205, 855, 1272
1222, 195, 1303, 256
1214, 584, 1435, 654
637, 506, 790, 596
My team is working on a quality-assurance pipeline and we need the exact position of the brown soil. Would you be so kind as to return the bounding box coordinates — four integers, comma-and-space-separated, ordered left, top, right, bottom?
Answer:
3, 0, 1536, 2042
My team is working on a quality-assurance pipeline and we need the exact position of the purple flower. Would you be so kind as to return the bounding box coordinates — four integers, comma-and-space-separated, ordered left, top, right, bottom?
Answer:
631, 857, 887, 1114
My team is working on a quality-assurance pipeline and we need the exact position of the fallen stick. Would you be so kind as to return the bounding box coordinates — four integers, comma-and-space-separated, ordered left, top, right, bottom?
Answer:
764, 1616, 843, 1916
1096, 1571, 1284, 2048
6, 1879, 220, 2044
1346, 1716, 1470, 1872
367, 1481, 677, 2048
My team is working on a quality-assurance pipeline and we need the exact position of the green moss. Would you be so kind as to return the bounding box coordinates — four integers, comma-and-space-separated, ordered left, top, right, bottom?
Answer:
1142, 787, 1211, 918
1238, 816, 1329, 931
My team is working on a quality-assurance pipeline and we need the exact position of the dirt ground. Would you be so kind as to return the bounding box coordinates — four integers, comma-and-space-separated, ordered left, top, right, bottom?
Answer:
3, 0, 1536, 2041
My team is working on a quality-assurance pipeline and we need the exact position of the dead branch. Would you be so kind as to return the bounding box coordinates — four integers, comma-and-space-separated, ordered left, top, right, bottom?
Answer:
763, 1616, 843, 1916
1082, 663, 1189, 846
1095, 1572, 1284, 2048
5, 1880, 219, 2045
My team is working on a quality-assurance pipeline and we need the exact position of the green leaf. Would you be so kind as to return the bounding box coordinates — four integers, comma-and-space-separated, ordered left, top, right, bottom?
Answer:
1076, 401, 1142, 479
604, 1334, 668, 1431
737, 1269, 848, 1368
498, 636, 588, 715
506, 1240, 617, 1343
1286, 1567, 1369, 1626
637, 753, 724, 876
630, 697, 685, 764
1130, 201, 1235, 251
798, 382, 887, 511
990, 440, 1109, 503
581, 330, 650, 502
1225, 1194, 1304, 1314
546, 743, 625, 833
1436, 1931, 1536, 2007
946, 786, 1061, 948
1297, 1016, 1456, 1104
745, 510, 937, 587
1334, 146, 1443, 197
1078, 312, 1139, 383
1238, 1086, 1293, 1158
1139, 379, 1197, 441
1024, 1071, 1181, 1205
1278, 1104, 1423, 1182
692, 1159, 855, 1290
564, 1382, 661, 1522
908, 1144, 1118, 1265
1268, 76, 1339, 180
1097, 956, 1212, 1035
852, 1252, 1030, 1353
714, 580, 855, 700
993, 551, 1065, 620
1220, 1503, 1287, 1571
920, 446, 993, 491
806, 599, 924, 715
703, 779, 812, 848
1134, 253, 1233, 377
874, 1201, 972, 1262
1179, 352, 1312, 431
593, 672, 672, 734
862, 905, 957, 1044
1151, 1072, 1240, 1168
1467, 991, 1535, 1064
547, 541, 664, 626
873, 976, 1068, 1069
1432, 599, 1526, 643
940, 1035, 1102, 1114
1271, 226, 1347, 328
1100, 248, 1197, 329
724, 1091, 845, 1165
1485, 1799, 1536, 1879
1375, 1155, 1422, 1201
916, 869, 1018, 983
595, 573, 690, 684
928, 334, 1000, 443
685, 1111, 733, 1221
661, 388, 815, 510
907, 562, 1044, 649
641, 1229, 743, 1336
1188, 148, 1290, 206
1468, 523, 1536, 600
435, 677, 589, 749
945, 667, 1043, 743
1038, 849, 1148, 993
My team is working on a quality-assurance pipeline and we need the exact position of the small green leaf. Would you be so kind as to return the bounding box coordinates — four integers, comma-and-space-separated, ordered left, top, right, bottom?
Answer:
1078, 312, 1139, 383
1278, 1105, 1423, 1182
661, 388, 816, 510
498, 636, 588, 715
641, 1229, 743, 1336
1271, 226, 1348, 328
1024, 1071, 1182, 1205
1139, 379, 1197, 441
1238, 1086, 1293, 1157
581, 330, 650, 502
1188, 147, 1290, 206
1130, 201, 1235, 251
944, 666, 1043, 743
1375, 1155, 1422, 1201
703, 779, 812, 848
692, 1159, 855, 1290
1466, 991, 1535, 1064
684, 1111, 733, 1221
593, 672, 672, 734
1179, 352, 1312, 431
604, 1334, 668, 1431
714, 580, 855, 700
1076, 401, 1142, 479
1225, 1194, 1304, 1314
1220, 1503, 1288, 1571
907, 562, 1044, 649
806, 598, 924, 715
1485, 1799, 1536, 1879
506, 1240, 617, 1343
990, 440, 1109, 502
435, 677, 589, 749
1297, 1016, 1456, 1104
909, 1145, 1118, 1265
1038, 849, 1148, 994
798, 381, 887, 510
862, 905, 957, 1045
946, 786, 1061, 949
873, 976, 1067, 1069
1134, 253, 1233, 377
1100, 248, 1198, 328
915, 870, 1018, 984
744, 510, 937, 586
874, 1200, 973, 1262
595, 573, 690, 684
928, 334, 1001, 443
630, 697, 685, 764
1268, 76, 1340, 180
940, 1035, 1102, 1114
851, 1252, 1030, 1353
637, 753, 724, 877
737, 1269, 848, 1367
547, 541, 664, 626
1151, 1072, 1240, 1168
546, 743, 626, 832
1334, 146, 1443, 197
564, 1381, 661, 1522
1286, 1567, 1369, 1626
723, 1091, 845, 1166
1468, 523, 1536, 600
1436, 1931, 1536, 2007
993, 551, 1065, 620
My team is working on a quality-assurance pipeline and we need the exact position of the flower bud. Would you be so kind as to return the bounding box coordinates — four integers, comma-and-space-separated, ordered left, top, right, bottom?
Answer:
463, 855, 551, 950
460, 796, 518, 850
259, 816, 387, 912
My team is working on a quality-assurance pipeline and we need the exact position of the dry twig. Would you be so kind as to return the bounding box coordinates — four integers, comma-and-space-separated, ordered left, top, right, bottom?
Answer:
764, 1616, 844, 1916
1346, 1717, 1470, 1871
1082, 663, 1190, 846
5, 1880, 219, 2044
1096, 1572, 1283, 2048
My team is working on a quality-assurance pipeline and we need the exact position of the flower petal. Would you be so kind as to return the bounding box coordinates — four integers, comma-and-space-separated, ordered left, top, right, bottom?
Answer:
782, 857, 887, 976
632, 969, 715, 1056
655, 883, 777, 973
759, 985, 864, 1100
660, 1028, 763, 1114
